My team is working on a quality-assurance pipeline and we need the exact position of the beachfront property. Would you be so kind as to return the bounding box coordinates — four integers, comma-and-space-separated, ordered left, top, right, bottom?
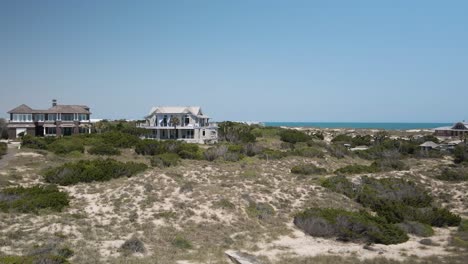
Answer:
6, 100, 92, 139
434, 121, 468, 137
139, 106, 218, 144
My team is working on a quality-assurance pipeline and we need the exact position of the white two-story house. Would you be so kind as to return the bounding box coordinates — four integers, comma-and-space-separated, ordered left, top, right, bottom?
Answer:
139, 106, 218, 144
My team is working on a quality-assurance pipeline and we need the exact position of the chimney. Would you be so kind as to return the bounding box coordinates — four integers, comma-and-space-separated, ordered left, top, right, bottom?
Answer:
52, 99, 57, 107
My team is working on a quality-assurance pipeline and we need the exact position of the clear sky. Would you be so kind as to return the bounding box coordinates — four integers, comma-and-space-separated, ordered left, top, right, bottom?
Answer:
1, 0, 467, 122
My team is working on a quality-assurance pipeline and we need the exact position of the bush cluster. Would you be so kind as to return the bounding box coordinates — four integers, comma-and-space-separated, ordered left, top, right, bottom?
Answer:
21, 135, 49, 150
396, 221, 434, 237
47, 138, 85, 155
291, 164, 327, 175
335, 159, 408, 174
436, 167, 468, 182
291, 147, 324, 158
335, 164, 379, 174
454, 144, 468, 164
0, 185, 69, 213
246, 201, 275, 220
321, 176, 461, 227
218, 121, 257, 143
151, 153, 181, 168
135, 140, 202, 159
0, 142, 6, 159
279, 130, 311, 144
120, 237, 146, 254
88, 143, 121, 156
257, 148, 288, 160
44, 159, 148, 185
332, 134, 372, 147
294, 208, 408, 245
99, 131, 140, 148
203, 145, 244, 162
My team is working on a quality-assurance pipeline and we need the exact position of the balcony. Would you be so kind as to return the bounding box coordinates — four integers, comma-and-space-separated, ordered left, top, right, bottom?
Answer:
137, 123, 218, 129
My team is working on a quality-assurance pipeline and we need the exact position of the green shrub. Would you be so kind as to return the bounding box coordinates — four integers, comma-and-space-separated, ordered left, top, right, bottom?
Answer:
21, 135, 48, 150
321, 176, 461, 227
246, 201, 275, 220
331, 134, 353, 144
0, 185, 69, 213
0, 255, 69, 264
294, 208, 408, 245
291, 164, 327, 175
279, 130, 311, 144
454, 144, 468, 164
436, 167, 468, 182
218, 121, 256, 143
0, 142, 6, 159
43, 159, 147, 185
326, 144, 351, 158
335, 164, 379, 174
100, 131, 140, 148
88, 143, 121, 156
47, 138, 85, 154
172, 235, 192, 249
321, 175, 356, 198
292, 147, 325, 158
258, 149, 288, 160
371, 159, 408, 171
151, 153, 180, 168
135, 139, 201, 159
120, 237, 146, 254
396, 221, 434, 237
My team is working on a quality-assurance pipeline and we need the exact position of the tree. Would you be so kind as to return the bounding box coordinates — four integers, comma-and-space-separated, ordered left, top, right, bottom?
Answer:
170, 116, 180, 139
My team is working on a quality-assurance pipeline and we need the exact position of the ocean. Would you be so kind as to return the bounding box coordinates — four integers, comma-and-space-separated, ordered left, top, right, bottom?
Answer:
263, 122, 452, 130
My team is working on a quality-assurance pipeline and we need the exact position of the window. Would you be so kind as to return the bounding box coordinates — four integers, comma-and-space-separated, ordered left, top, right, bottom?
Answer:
61, 114, 74, 121
202, 130, 205, 136
33, 114, 44, 122
186, 130, 194, 139
12, 114, 32, 122
79, 127, 88, 134
46, 127, 57, 135
46, 114, 57, 121
184, 115, 190, 126
78, 114, 88, 121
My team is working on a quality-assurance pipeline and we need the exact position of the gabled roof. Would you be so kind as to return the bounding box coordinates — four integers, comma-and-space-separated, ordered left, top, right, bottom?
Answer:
419, 141, 439, 148
7, 104, 34, 114
451, 122, 468, 130
46, 105, 91, 114
147, 106, 205, 117
7, 103, 91, 114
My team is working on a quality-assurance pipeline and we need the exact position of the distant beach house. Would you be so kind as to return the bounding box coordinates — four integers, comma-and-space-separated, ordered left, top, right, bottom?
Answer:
434, 122, 468, 137
6, 99, 91, 139
419, 141, 439, 151
139, 106, 218, 144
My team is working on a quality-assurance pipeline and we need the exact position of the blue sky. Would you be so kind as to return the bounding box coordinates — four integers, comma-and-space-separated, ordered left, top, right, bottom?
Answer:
1, 0, 467, 122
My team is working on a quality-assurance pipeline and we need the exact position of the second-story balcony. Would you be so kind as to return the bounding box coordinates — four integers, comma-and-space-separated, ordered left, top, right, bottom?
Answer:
138, 123, 218, 129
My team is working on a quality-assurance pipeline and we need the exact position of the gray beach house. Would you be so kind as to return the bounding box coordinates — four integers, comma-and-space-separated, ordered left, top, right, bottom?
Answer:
6, 99, 92, 139
139, 106, 218, 144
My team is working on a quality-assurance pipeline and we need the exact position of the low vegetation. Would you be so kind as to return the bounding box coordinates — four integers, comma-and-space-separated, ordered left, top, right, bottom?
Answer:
321, 176, 461, 227
451, 219, 468, 249
120, 237, 146, 255
0, 185, 69, 213
43, 159, 148, 185
436, 166, 468, 182
294, 208, 408, 245
0, 142, 6, 159
87, 143, 121, 156
279, 129, 312, 144
291, 164, 327, 175
151, 153, 181, 168
335, 159, 408, 174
